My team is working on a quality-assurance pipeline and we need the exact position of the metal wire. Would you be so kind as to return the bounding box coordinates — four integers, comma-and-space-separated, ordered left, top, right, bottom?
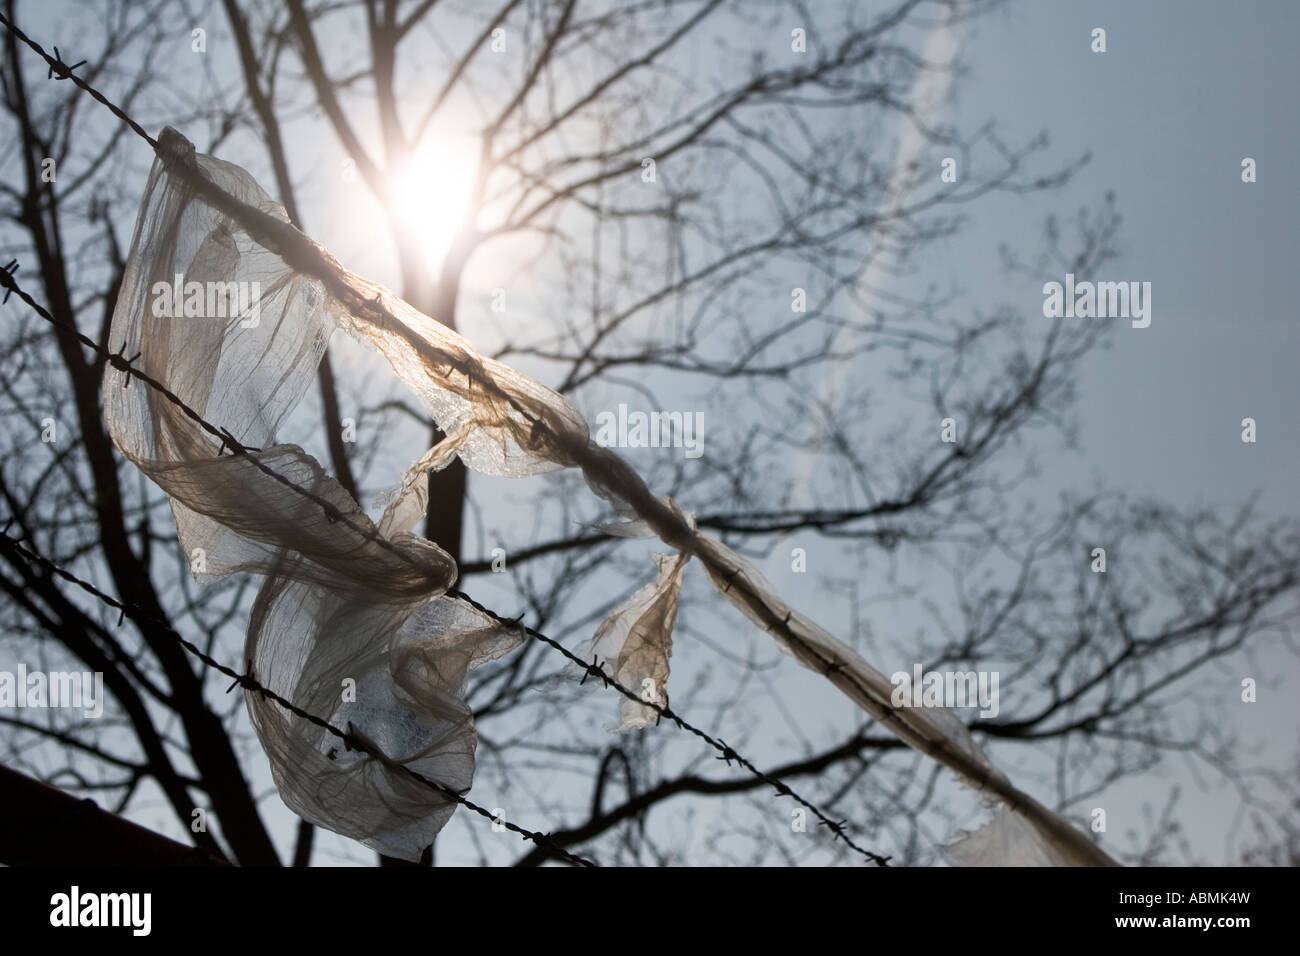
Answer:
0, 525, 596, 867
0, 13, 890, 866
0, 262, 887, 864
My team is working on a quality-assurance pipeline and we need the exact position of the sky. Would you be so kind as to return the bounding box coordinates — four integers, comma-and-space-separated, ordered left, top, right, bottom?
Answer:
851, 0, 1300, 862
2, 0, 1297, 866
957, 0, 1299, 512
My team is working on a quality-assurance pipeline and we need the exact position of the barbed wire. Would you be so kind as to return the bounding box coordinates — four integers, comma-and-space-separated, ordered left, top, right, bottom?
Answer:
0, 524, 597, 867
449, 588, 889, 863
0, 15, 891, 865
0, 263, 888, 865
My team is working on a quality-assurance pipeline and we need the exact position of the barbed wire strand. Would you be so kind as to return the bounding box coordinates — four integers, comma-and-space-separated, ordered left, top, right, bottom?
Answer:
0, 525, 596, 867
0, 265, 888, 866
450, 588, 889, 863
0, 16, 890, 866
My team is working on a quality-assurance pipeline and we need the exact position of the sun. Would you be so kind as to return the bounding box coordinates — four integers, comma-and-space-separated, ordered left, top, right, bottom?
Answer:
385, 136, 479, 271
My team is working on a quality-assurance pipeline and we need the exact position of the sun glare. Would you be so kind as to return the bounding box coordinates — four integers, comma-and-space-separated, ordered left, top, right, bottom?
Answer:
386, 137, 479, 271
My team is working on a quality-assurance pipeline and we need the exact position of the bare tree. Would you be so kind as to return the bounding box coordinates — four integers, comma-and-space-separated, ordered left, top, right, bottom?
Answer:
0, 0, 1295, 866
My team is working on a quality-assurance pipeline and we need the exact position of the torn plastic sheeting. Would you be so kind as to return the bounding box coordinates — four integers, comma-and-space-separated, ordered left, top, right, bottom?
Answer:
584, 511, 693, 731
104, 129, 529, 860
106, 127, 1114, 866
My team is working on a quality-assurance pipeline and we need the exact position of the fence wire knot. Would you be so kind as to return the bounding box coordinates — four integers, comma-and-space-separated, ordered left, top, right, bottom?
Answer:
217, 427, 256, 456
108, 342, 142, 388
47, 46, 86, 80
580, 656, 609, 687
0, 259, 18, 303
226, 666, 258, 695
819, 818, 853, 846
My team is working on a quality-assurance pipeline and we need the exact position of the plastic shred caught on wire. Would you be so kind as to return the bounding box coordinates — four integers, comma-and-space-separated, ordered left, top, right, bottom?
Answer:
98, 124, 1113, 866
102, 129, 578, 859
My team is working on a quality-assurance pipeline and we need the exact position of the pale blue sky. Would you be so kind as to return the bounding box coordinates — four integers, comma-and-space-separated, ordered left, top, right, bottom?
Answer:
4, 0, 1296, 865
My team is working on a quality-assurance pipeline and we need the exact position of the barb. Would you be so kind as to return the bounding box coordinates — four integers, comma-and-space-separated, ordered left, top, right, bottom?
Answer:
0, 526, 596, 868
2, 266, 888, 865
0, 259, 17, 304
0, 12, 157, 149
47, 46, 86, 80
